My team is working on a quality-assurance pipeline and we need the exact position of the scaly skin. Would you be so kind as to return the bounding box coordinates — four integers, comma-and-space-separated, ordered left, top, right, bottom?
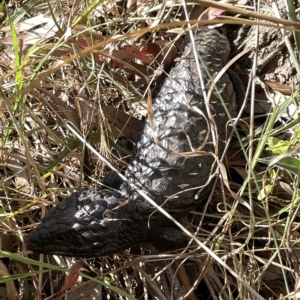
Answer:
28, 28, 236, 257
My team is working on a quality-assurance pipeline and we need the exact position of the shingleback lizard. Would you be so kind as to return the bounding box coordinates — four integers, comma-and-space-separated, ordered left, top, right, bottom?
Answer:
28, 28, 237, 257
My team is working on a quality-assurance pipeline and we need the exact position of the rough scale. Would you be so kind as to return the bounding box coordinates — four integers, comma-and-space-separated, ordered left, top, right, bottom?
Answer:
28, 28, 237, 257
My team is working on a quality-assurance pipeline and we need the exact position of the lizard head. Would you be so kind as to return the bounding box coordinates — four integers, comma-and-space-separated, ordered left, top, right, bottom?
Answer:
28, 189, 146, 257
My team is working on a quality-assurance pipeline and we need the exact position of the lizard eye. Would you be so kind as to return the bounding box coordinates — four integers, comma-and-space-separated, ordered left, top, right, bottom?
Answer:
55, 234, 66, 243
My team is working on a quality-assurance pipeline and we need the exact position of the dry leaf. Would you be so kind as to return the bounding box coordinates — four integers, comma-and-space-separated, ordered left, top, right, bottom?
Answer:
0, 15, 59, 46
146, 40, 178, 70
109, 45, 152, 68
45, 261, 84, 300
104, 106, 143, 142
5, 158, 31, 194
0, 15, 51, 32
202, 1, 248, 20
265, 80, 292, 95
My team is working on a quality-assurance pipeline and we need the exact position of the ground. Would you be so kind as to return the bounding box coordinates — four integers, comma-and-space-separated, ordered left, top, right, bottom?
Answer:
0, 0, 300, 299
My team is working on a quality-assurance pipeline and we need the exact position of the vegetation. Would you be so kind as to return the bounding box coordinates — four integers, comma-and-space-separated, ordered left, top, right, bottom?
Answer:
0, 0, 300, 299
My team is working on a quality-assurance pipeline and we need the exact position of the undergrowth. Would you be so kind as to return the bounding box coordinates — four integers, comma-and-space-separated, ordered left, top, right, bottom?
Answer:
0, 0, 300, 299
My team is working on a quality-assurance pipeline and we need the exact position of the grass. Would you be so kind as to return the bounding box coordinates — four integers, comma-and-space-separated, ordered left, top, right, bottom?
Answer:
0, 0, 300, 299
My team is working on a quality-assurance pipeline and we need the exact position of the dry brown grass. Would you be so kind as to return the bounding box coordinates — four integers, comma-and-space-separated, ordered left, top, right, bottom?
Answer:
0, 0, 300, 299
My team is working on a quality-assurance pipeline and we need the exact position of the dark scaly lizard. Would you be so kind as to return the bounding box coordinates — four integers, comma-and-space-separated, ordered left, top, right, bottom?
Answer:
28, 28, 237, 257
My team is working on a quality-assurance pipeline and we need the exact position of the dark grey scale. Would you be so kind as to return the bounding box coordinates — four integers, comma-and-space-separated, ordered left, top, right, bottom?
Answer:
28, 28, 237, 257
